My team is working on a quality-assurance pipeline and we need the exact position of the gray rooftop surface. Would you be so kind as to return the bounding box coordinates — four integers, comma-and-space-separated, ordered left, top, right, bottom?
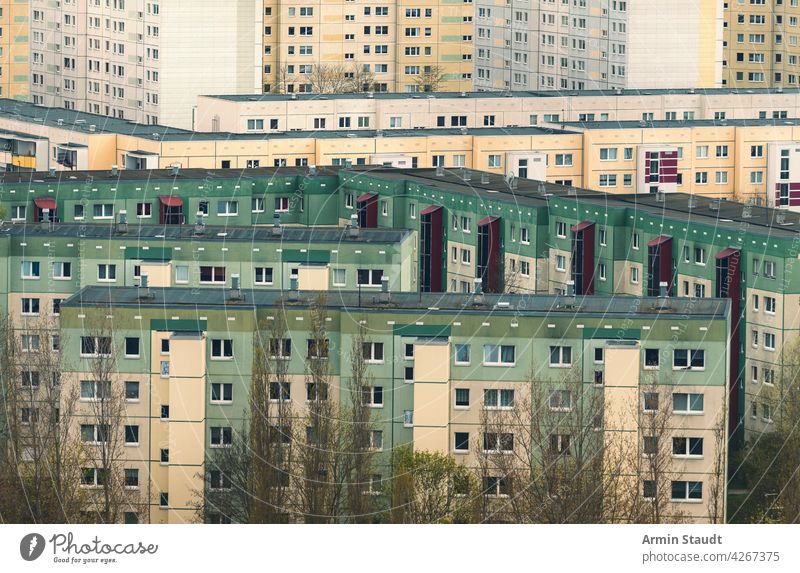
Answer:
203, 87, 800, 102
0, 221, 412, 244
62, 286, 730, 319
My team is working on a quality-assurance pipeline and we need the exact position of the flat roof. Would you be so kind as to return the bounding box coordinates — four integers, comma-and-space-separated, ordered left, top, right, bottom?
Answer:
202, 87, 800, 103
565, 118, 800, 130
0, 98, 569, 141
0, 222, 412, 244
0, 165, 342, 185
63, 285, 730, 319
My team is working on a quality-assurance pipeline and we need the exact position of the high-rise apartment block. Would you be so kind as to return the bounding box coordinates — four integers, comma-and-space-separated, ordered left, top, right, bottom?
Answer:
723, 0, 800, 88
260, 1, 474, 95
26, 0, 262, 129
473, 0, 724, 91
0, 0, 30, 100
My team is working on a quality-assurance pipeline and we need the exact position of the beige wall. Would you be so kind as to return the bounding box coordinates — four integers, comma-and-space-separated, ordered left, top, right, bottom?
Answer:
412, 342, 450, 454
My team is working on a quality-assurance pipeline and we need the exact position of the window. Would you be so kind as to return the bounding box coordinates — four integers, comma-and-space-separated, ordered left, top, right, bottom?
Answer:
483, 432, 514, 453
210, 426, 233, 448
520, 227, 530, 244
764, 260, 776, 279
555, 153, 573, 166
672, 437, 704, 458
81, 468, 106, 487
555, 221, 567, 238
97, 264, 116, 282
11, 205, 27, 221
548, 390, 572, 411
454, 432, 469, 452
125, 381, 140, 401
160, 448, 169, 464
549, 346, 572, 367
218, 200, 238, 216
80, 379, 111, 400
484, 389, 515, 409
269, 382, 291, 401
200, 266, 226, 284
211, 339, 234, 359
93, 204, 114, 219
765, 296, 776, 314
632, 233, 639, 250
254, 267, 273, 285
21, 298, 40, 315
21, 261, 40, 279
21, 334, 40, 353
549, 434, 571, 456
159, 493, 169, 508
124, 337, 140, 358
332, 269, 346, 287
671, 481, 702, 502
643, 481, 656, 499
52, 262, 72, 280
174, 265, 189, 284
765, 332, 776, 351
483, 476, 511, 497
673, 349, 705, 370
362, 386, 384, 407
362, 342, 384, 363
211, 382, 233, 403
80, 336, 112, 357
455, 388, 470, 408
643, 436, 658, 456
161, 405, 170, 420
694, 247, 706, 265
80, 424, 110, 444
644, 349, 660, 369
488, 155, 502, 168
483, 344, 516, 366
673, 393, 704, 414
643, 392, 659, 412
268, 338, 292, 360
600, 148, 618, 161
461, 249, 471, 265
556, 255, 566, 272
599, 174, 617, 187
357, 269, 383, 286
124, 425, 139, 445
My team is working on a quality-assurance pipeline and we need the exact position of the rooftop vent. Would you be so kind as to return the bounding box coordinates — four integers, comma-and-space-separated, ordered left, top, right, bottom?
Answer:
366, 92, 374, 99
290, 93, 298, 100
460, 167, 471, 181
688, 197, 698, 209
480, 173, 490, 184
57, 118, 64, 126
229, 274, 242, 301
776, 212, 788, 225
435, 164, 445, 177
709, 200, 720, 211
194, 212, 206, 235
742, 206, 753, 219
111, 165, 119, 177
308, 164, 317, 176
137, 274, 153, 300
460, 91, 468, 98
48, 168, 57, 178
272, 212, 283, 236
472, 278, 484, 306
378, 276, 391, 303
506, 174, 518, 190
116, 210, 128, 234
171, 165, 180, 176
88, 124, 96, 132
656, 191, 666, 203
348, 214, 360, 238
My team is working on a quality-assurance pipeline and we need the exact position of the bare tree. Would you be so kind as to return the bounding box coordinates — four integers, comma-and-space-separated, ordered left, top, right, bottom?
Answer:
294, 294, 347, 522
477, 365, 607, 523
414, 65, 446, 93
389, 446, 479, 523
78, 314, 147, 523
707, 410, 727, 524
341, 321, 380, 522
247, 310, 295, 522
0, 314, 85, 523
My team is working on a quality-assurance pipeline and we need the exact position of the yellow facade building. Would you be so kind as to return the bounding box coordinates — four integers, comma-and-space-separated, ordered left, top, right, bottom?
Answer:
0, 0, 29, 101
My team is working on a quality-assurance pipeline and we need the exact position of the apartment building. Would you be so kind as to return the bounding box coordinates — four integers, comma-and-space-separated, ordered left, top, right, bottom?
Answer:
2, 165, 800, 446
48, 286, 729, 523
261, 1, 474, 95
472, 0, 723, 91
723, 0, 800, 88
197, 87, 800, 134
0, 0, 30, 101
27, 0, 262, 129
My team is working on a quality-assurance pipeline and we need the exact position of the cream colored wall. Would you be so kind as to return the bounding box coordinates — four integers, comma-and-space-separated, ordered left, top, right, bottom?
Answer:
549, 248, 571, 293
412, 343, 450, 454
140, 263, 172, 288
613, 261, 643, 296
297, 265, 330, 291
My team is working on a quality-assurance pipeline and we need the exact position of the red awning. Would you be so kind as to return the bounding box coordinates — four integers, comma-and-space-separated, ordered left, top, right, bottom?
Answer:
420, 205, 442, 216
716, 247, 740, 260
356, 192, 378, 203
34, 197, 56, 210
571, 220, 595, 232
647, 235, 672, 247
478, 216, 500, 226
158, 195, 183, 207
